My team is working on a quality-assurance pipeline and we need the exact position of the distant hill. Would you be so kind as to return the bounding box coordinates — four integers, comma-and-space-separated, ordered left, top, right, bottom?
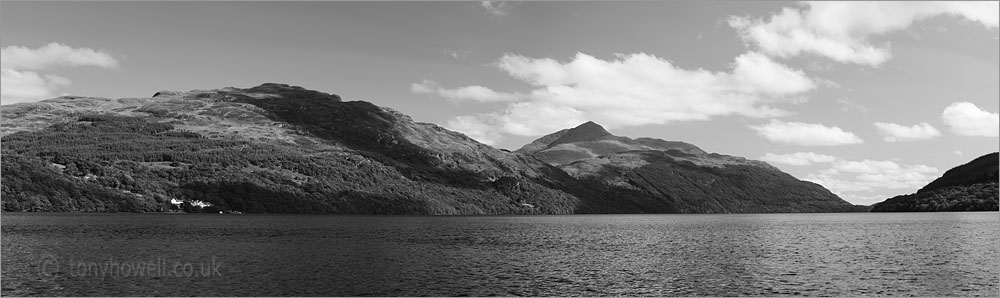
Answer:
515, 121, 706, 166
517, 122, 867, 213
871, 152, 999, 212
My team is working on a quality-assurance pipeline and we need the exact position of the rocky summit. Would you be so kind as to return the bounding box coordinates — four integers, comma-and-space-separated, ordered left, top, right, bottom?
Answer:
3, 84, 863, 214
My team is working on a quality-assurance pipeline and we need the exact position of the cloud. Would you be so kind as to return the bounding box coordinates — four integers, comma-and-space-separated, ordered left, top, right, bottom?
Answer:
873, 122, 941, 142
835, 98, 868, 113
443, 49, 469, 60
0, 69, 71, 104
481, 1, 510, 17
749, 119, 863, 146
941, 102, 999, 137
729, 51, 818, 95
761, 152, 837, 166
806, 159, 938, 193
1, 42, 119, 70
435, 52, 815, 144
446, 101, 587, 141
411, 80, 524, 103
730, 2, 1000, 66
1, 43, 120, 104
837, 193, 895, 205
762, 153, 941, 204
446, 115, 504, 146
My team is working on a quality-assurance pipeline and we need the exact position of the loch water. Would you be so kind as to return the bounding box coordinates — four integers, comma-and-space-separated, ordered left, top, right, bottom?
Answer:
2, 212, 997, 296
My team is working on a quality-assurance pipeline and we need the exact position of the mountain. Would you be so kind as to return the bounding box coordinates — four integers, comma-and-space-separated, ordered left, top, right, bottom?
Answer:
516, 121, 706, 165
1, 84, 586, 214
1, 83, 862, 214
870, 152, 998, 212
517, 122, 867, 213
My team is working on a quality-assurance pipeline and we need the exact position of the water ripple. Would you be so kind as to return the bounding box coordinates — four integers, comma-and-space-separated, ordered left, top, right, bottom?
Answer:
2, 212, 997, 296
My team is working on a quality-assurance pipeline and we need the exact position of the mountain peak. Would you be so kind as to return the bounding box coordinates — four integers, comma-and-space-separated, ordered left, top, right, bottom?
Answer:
549, 121, 614, 146
577, 121, 605, 130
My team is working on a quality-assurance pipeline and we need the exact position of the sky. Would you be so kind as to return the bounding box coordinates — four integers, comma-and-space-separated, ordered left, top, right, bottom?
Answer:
1, 1, 998, 205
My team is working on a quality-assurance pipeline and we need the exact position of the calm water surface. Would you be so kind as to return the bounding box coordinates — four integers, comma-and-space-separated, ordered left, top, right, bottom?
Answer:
2, 212, 997, 296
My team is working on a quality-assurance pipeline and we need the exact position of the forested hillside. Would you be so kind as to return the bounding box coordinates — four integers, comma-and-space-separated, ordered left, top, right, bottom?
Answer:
871, 152, 998, 212
1, 84, 582, 214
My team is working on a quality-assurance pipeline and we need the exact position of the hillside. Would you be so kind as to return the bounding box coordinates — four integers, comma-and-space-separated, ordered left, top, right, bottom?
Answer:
518, 122, 867, 213
2, 83, 862, 214
515, 121, 707, 166
870, 152, 999, 212
1, 84, 585, 214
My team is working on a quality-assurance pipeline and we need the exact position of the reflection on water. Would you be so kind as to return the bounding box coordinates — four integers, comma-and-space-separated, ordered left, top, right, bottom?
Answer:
2, 212, 997, 296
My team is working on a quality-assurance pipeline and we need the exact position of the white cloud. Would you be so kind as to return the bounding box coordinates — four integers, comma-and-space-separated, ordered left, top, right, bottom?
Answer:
410, 80, 436, 94
411, 80, 524, 103
436, 52, 815, 144
804, 158, 939, 202
445, 115, 504, 146
761, 152, 837, 166
954, 150, 964, 156
0, 68, 71, 104
1, 43, 120, 104
730, 1, 1000, 66
444, 101, 589, 145
874, 122, 942, 142
483, 102, 585, 136
443, 49, 469, 60
481, 1, 510, 17
759, 153, 943, 204
759, 154, 943, 204
941, 102, 999, 137
730, 51, 818, 95
837, 193, 895, 205
749, 119, 863, 146
1, 42, 119, 70
835, 98, 868, 113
